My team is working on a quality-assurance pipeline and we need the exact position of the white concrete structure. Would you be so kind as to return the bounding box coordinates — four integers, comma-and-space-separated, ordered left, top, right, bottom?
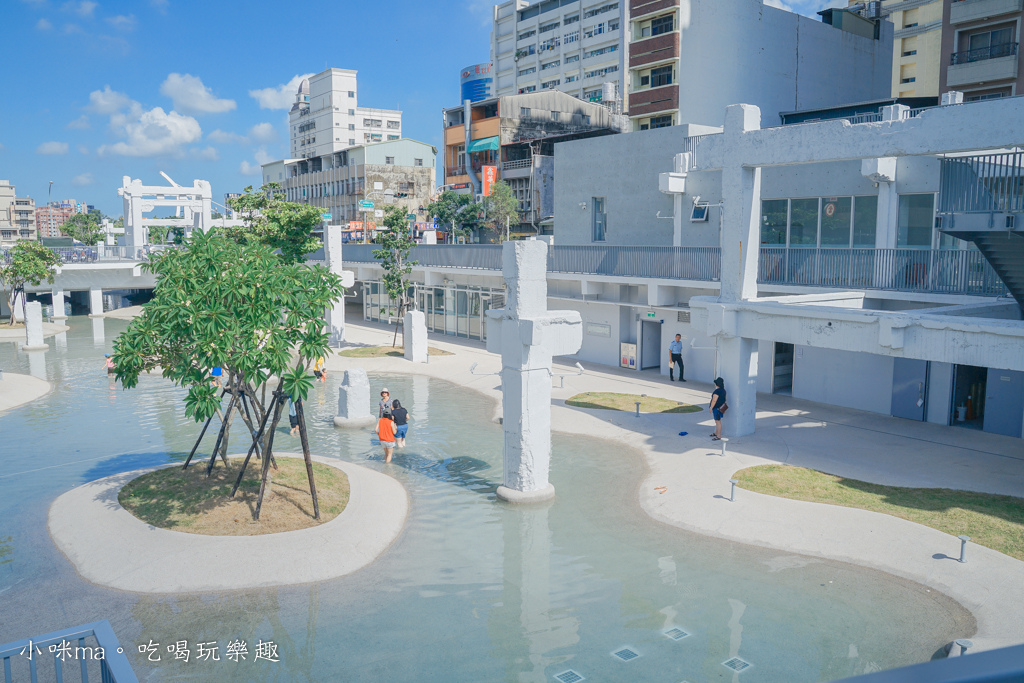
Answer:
289, 69, 402, 160
87, 288, 103, 318
50, 288, 66, 320
323, 225, 355, 346
333, 369, 375, 428
688, 97, 1024, 436
22, 301, 47, 351
485, 240, 583, 503
404, 310, 428, 363
118, 176, 213, 250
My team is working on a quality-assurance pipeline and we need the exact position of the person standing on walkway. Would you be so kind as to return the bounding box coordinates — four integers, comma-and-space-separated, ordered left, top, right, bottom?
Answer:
376, 411, 397, 463
378, 388, 394, 417
709, 377, 727, 441
668, 334, 685, 382
391, 399, 409, 448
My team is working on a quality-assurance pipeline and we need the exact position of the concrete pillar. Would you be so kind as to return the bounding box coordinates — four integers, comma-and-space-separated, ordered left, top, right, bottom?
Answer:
11, 291, 25, 322
718, 336, 758, 437
92, 317, 105, 344
719, 106, 763, 302
22, 301, 48, 351
51, 289, 67, 320
862, 157, 899, 289
323, 224, 351, 346
333, 368, 375, 427
404, 310, 428, 363
88, 288, 104, 317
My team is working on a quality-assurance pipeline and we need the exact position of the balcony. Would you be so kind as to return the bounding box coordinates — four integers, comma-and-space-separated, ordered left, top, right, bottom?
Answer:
950, 0, 1023, 24
628, 84, 679, 117
630, 0, 679, 20
947, 43, 1019, 87
629, 32, 679, 68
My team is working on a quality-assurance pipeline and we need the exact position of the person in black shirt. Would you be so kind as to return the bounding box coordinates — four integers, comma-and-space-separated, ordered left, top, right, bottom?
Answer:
391, 399, 410, 448
709, 377, 727, 441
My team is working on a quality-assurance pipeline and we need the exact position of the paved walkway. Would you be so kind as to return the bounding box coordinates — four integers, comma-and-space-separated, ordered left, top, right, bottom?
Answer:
0, 321, 69, 342
0, 371, 50, 412
328, 316, 1024, 653
49, 454, 408, 593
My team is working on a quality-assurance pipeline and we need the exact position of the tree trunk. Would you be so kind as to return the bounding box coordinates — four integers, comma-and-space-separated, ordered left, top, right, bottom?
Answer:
295, 399, 320, 520
230, 388, 280, 498
206, 387, 239, 475
19, 288, 27, 327
254, 388, 288, 521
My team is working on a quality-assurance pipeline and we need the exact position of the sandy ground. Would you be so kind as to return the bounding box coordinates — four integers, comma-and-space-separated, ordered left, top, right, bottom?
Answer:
0, 371, 50, 412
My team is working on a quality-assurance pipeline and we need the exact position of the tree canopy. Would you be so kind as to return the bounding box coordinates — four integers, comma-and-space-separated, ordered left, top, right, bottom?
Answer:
484, 180, 522, 241
426, 191, 482, 242
0, 242, 62, 326
59, 213, 105, 245
224, 183, 323, 263
372, 205, 417, 344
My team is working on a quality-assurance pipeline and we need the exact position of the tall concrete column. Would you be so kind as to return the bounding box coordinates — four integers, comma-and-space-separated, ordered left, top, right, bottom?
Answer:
51, 289, 67, 320
11, 290, 25, 322
22, 301, 48, 351
88, 288, 104, 317
323, 224, 352, 346
863, 158, 899, 289
716, 104, 763, 437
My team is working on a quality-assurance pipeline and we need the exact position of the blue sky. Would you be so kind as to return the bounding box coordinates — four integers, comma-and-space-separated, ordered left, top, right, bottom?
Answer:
2, 0, 841, 216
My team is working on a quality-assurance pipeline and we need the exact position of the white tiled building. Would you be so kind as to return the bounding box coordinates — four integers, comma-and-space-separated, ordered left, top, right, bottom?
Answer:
289, 68, 403, 160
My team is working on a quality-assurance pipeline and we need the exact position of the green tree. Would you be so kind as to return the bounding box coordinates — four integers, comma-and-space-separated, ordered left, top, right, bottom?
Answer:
0, 241, 63, 326
112, 231, 345, 520
372, 205, 417, 346
59, 213, 105, 245
224, 183, 323, 263
426, 191, 482, 243
484, 180, 522, 241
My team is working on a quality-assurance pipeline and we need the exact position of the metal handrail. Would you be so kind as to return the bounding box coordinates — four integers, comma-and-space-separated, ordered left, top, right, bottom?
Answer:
939, 151, 1024, 213
951, 42, 1018, 64
1, 620, 137, 682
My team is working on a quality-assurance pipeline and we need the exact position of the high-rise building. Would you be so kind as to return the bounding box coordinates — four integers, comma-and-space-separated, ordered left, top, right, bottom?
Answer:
846, 0, 944, 98
940, 0, 1024, 100
461, 63, 494, 102
289, 68, 403, 160
0, 181, 37, 246
35, 200, 84, 239
490, 0, 627, 107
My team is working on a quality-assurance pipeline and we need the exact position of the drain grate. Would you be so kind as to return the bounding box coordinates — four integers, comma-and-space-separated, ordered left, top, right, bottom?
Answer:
722, 657, 752, 672
554, 670, 584, 683
664, 627, 690, 640
612, 647, 640, 662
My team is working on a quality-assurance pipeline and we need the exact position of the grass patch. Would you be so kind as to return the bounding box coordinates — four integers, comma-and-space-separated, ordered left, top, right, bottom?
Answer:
566, 392, 702, 414
339, 345, 453, 358
119, 458, 349, 536
734, 464, 1024, 561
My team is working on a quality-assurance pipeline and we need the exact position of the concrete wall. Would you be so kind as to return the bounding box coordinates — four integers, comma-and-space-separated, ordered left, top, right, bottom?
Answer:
792, 345, 896, 414
675, 0, 893, 127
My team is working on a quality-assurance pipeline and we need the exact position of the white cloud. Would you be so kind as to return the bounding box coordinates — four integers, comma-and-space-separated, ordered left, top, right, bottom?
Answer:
98, 106, 202, 157
764, 0, 794, 10
207, 129, 246, 144
78, 145, 89, 154
159, 73, 236, 115
248, 73, 314, 110
63, 1, 97, 17
63, 23, 83, 34
239, 160, 262, 176
71, 172, 94, 186
106, 14, 136, 30
150, 0, 168, 12
66, 115, 90, 130
254, 146, 272, 165
86, 85, 132, 114
36, 141, 69, 155
36, 18, 52, 29
190, 146, 219, 161
248, 122, 277, 143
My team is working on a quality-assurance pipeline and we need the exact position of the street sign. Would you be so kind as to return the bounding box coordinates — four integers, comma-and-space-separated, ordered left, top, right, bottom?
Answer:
321, 213, 332, 220
406, 213, 416, 220
358, 200, 374, 210
482, 166, 498, 197
374, 209, 384, 218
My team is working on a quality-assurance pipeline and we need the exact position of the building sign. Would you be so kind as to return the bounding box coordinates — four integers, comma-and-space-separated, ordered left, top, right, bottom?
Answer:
824, 202, 836, 218
358, 200, 374, 211
482, 166, 498, 197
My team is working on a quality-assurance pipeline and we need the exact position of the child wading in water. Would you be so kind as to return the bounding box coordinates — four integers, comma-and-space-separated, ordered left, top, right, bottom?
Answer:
376, 411, 397, 463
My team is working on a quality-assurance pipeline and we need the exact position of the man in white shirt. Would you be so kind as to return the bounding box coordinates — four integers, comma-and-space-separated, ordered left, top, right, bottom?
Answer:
668, 334, 685, 382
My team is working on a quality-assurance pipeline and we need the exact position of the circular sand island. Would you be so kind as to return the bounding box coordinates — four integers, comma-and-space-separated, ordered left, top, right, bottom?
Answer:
48, 453, 408, 593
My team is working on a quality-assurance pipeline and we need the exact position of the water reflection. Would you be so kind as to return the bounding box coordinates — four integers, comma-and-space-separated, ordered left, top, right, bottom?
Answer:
91, 317, 105, 344
26, 351, 46, 380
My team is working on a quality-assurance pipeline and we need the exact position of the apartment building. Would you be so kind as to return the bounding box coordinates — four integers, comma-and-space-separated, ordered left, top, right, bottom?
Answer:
491, 0, 628, 107
35, 201, 86, 239
264, 138, 436, 238
441, 90, 625, 237
850, 0, 945, 97
626, 0, 893, 130
289, 68, 402, 160
0, 181, 37, 246
940, 0, 1024, 99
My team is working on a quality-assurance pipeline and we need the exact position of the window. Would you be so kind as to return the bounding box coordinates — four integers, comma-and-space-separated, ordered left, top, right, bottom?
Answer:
348, 91, 355, 97
584, 65, 617, 78
760, 200, 788, 245
901, 77, 916, 83
364, 119, 382, 127
540, 20, 560, 33
965, 88, 1012, 101
650, 65, 673, 87
520, 107, 531, 117
592, 197, 607, 241
541, 79, 560, 89
518, 29, 536, 40
518, 66, 537, 76
649, 114, 673, 129
903, 50, 917, 56
897, 194, 935, 247
564, 13, 579, 24
541, 59, 561, 70
964, 26, 1015, 58
349, 139, 356, 145
414, 158, 423, 167
519, 85, 537, 93
584, 44, 618, 59
819, 197, 852, 246
565, 54, 580, 63
584, 2, 617, 19
348, 109, 355, 115
565, 74, 579, 82
564, 30, 580, 44
904, 22, 918, 28
789, 198, 819, 246
651, 14, 674, 36
853, 195, 877, 247
388, 135, 399, 140
387, 120, 400, 129
386, 156, 395, 165
551, 111, 560, 121
348, 124, 355, 130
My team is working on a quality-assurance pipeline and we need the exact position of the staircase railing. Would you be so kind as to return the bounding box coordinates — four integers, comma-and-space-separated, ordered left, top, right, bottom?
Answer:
1, 620, 137, 682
